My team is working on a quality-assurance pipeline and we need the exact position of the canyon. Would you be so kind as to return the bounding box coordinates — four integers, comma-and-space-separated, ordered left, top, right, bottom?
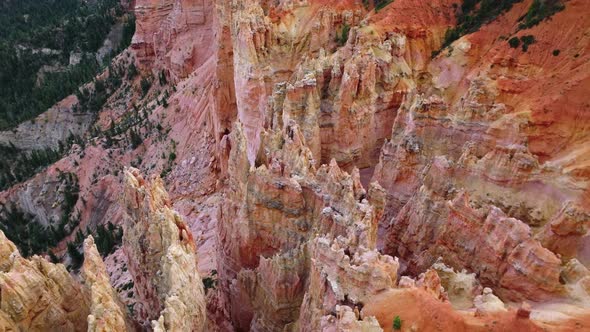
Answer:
1, 0, 590, 331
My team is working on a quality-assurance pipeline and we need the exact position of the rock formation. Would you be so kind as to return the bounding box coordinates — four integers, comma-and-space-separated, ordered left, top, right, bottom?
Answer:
213, 0, 590, 329
215, 116, 398, 329
122, 167, 206, 331
132, 0, 214, 80
1, 0, 590, 330
0, 95, 94, 151
82, 236, 131, 332
0, 231, 91, 331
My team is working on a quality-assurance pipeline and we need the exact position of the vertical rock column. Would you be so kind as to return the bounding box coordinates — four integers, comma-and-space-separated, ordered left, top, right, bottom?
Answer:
82, 236, 132, 332
122, 168, 206, 331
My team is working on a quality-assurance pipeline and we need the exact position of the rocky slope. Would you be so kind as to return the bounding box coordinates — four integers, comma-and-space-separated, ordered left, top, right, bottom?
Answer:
0, 95, 94, 151
0, 0, 589, 331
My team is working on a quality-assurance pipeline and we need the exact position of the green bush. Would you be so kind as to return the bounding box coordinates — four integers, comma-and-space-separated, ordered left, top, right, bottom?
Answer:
393, 315, 402, 330
129, 127, 143, 149
76, 61, 126, 115
93, 222, 123, 257
336, 23, 350, 46
521, 35, 536, 52
203, 270, 218, 294
59, 172, 80, 216
159, 70, 168, 86
67, 241, 84, 270
128, 62, 138, 79
48, 250, 60, 263
375, 0, 394, 12
508, 37, 521, 48
507, 35, 536, 52
140, 76, 152, 96
61, 218, 121, 270
552, 49, 560, 56
121, 14, 136, 51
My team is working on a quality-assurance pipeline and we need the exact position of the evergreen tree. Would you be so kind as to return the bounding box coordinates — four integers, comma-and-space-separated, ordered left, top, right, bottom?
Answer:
67, 242, 83, 269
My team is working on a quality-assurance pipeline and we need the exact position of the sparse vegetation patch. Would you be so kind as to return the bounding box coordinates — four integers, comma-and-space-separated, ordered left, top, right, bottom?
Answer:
435, 0, 523, 56
519, 0, 565, 30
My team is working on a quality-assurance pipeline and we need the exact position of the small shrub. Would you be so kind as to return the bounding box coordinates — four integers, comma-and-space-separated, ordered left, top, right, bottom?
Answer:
393, 315, 402, 330
159, 70, 167, 86
375, 0, 393, 12
521, 35, 536, 52
121, 281, 134, 291
140, 77, 151, 96
122, 14, 136, 48
336, 23, 350, 46
129, 128, 143, 149
67, 242, 84, 270
95, 222, 123, 257
552, 49, 560, 56
508, 37, 520, 48
203, 270, 218, 294
160, 167, 172, 178
128, 62, 138, 79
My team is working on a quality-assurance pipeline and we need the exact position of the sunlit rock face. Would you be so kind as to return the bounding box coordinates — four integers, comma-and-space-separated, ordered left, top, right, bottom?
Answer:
122, 168, 206, 330
82, 236, 132, 332
0, 231, 91, 332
